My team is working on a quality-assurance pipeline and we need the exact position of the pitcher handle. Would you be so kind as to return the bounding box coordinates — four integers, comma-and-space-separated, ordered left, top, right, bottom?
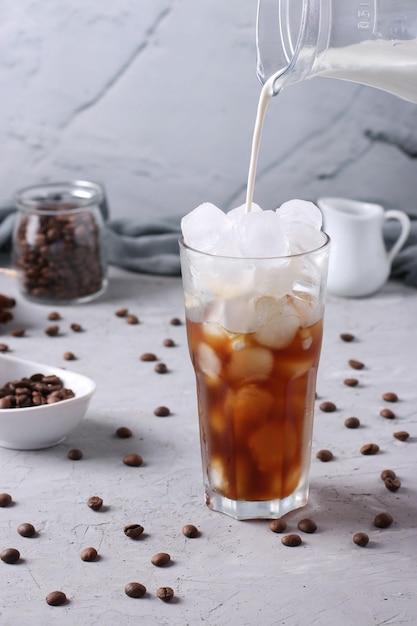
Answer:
384, 210, 411, 264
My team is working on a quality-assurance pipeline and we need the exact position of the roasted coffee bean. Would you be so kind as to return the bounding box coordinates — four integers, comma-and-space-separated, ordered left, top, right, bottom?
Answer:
163, 338, 176, 347
344, 416, 360, 429
80, 547, 98, 562
124, 524, 144, 539
360, 443, 379, 456
10, 328, 25, 337
319, 401, 336, 412
373, 512, 393, 529
380, 408, 395, 419
67, 448, 83, 461
45, 325, 60, 336
0, 294, 16, 309
126, 315, 139, 325
123, 453, 143, 467
45, 591, 67, 606
380, 469, 396, 481
344, 378, 359, 387
297, 518, 317, 534
87, 496, 103, 511
382, 392, 398, 403
151, 552, 171, 567
182, 524, 199, 538
70, 323, 83, 332
154, 406, 170, 417
316, 449, 333, 462
353, 532, 369, 547
0, 548, 20, 564
170, 317, 182, 326
156, 587, 174, 602
340, 333, 355, 342
116, 426, 133, 438
348, 359, 364, 370
115, 308, 128, 317
0, 373, 74, 409
63, 351, 76, 361
125, 582, 146, 598
140, 352, 157, 362
17, 523, 36, 538
393, 431, 409, 441
384, 477, 401, 492
0, 493, 12, 507
0, 343, 9, 352
269, 518, 287, 533
48, 311, 61, 321
281, 534, 302, 547
154, 363, 168, 374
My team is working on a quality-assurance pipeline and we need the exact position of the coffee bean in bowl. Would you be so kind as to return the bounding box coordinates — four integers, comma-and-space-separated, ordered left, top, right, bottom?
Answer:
0, 354, 95, 450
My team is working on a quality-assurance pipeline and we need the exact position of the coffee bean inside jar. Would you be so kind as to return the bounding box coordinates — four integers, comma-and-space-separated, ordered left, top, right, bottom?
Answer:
13, 181, 108, 304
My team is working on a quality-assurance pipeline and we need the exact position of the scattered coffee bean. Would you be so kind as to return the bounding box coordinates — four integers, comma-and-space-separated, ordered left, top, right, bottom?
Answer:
0, 373, 74, 409
140, 352, 157, 362
45, 591, 67, 606
163, 338, 176, 347
67, 448, 83, 461
127, 315, 139, 325
380, 408, 395, 419
123, 453, 143, 467
0, 493, 12, 507
0, 343, 9, 352
340, 333, 355, 342
319, 401, 336, 412
269, 518, 287, 533
297, 518, 317, 534
63, 352, 76, 361
170, 317, 182, 326
116, 426, 133, 438
125, 582, 146, 598
344, 416, 360, 429
45, 325, 60, 337
348, 359, 364, 370
316, 449, 333, 462
281, 534, 302, 547
393, 431, 409, 441
10, 328, 25, 337
48, 311, 61, 321
154, 406, 170, 417
70, 323, 83, 332
115, 308, 128, 317
360, 443, 379, 456
384, 477, 401, 492
373, 512, 393, 529
156, 587, 175, 602
154, 363, 168, 374
0, 548, 20, 564
17, 523, 36, 538
182, 524, 200, 538
124, 524, 144, 539
382, 392, 398, 403
151, 552, 171, 567
80, 547, 98, 562
87, 496, 103, 511
380, 469, 396, 481
353, 532, 369, 547
344, 378, 359, 387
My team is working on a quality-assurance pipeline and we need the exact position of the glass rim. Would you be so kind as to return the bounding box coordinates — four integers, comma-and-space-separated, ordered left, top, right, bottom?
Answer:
15, 180, 104, 214
179, 231, 330, 261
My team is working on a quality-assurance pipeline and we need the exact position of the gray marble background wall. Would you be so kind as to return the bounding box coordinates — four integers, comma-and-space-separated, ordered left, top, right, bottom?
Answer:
1, 0, 417, 221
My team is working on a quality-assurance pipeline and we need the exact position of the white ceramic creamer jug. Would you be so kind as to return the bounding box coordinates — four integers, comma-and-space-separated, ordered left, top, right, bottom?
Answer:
317, 197, 411, 297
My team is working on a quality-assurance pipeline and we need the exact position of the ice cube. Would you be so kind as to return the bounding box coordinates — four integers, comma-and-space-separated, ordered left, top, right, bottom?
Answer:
234, 209, 289, 257
277, 199, 322, 230
197, 342, 221, 379
181, 203, 231, 253
254, 295, 300, 349
286, 222, 326, 254
227, 346, 274, 382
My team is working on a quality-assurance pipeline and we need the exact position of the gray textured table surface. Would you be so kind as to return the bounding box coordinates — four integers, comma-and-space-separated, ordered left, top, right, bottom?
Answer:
0, 267, 416, 626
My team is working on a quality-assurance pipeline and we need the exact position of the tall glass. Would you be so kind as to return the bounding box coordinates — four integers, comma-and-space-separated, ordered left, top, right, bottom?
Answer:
179, 232, 330, 520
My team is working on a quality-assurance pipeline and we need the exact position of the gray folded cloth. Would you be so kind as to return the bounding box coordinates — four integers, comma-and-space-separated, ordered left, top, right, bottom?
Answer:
1, 203, 416, 285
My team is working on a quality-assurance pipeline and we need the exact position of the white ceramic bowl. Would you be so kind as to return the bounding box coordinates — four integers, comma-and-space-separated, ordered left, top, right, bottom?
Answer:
0, 354, 95, 450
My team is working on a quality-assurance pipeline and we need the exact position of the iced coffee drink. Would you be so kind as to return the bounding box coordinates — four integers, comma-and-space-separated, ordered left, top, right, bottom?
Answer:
180, 201, 330, 519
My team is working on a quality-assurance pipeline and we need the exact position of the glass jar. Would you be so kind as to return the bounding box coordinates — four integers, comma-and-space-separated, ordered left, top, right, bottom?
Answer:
13, 181, 108, 304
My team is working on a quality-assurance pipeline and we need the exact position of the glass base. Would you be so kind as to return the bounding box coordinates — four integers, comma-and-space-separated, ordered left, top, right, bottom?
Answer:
205, 482, 309, 521
18, 279, 108, 306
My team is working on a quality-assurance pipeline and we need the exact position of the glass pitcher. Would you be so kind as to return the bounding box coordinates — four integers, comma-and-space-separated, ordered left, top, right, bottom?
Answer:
256, 0, 417, 102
